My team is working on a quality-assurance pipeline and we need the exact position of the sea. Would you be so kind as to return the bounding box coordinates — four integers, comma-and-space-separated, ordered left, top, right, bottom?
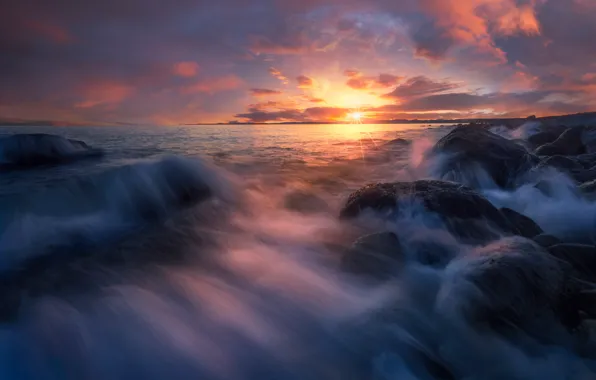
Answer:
0, 123, 594, 379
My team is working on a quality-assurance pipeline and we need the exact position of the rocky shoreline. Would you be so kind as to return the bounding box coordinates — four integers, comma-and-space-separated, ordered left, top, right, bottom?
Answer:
339, 122, 596, 346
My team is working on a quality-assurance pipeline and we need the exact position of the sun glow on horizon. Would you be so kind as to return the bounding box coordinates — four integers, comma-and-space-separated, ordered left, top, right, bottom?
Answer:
348, 112, 363, 122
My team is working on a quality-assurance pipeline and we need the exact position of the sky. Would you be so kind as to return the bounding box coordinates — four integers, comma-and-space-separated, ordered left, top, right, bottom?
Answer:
1, 0, 595, 125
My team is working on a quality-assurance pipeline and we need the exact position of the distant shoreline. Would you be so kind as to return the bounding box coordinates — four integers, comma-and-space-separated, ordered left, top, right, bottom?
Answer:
1, 111, 594, 127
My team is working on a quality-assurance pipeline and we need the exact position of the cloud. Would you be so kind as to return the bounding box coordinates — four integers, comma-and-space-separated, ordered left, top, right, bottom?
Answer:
344, 70, 403, 90
250, 88, 282, 96
297, 75, 315, 89
74, 82, 134, 109
182, 75, 243, 94
235, 105, 348, 123
269, 67, 289, 84
383, 76, 461, 99
172, 61, 199, 77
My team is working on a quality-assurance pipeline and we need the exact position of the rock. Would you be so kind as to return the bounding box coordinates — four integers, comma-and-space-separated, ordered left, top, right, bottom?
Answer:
538, 155, 584, 172
533, 234, 561, 248
547, 244, 596, 283
438, 237, 592, 333
535, 127, 585, 156
0, 133, 102, 168
579, 180, 596, 200
405, 239, 457, 268
341, 232, 403, 279
340, 180, 518, 243
526, 126, 568, 149
499, 207, 543, 238
382, 138, 411, 147
432, 125, 537, 189
283, 190, 329, 214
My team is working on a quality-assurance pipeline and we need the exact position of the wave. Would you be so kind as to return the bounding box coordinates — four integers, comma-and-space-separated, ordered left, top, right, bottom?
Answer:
0, 133, 103, 168
0, 155, 232, 270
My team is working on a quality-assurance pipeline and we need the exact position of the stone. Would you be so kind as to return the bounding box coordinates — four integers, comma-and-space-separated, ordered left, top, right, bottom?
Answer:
431, 125, 537, 189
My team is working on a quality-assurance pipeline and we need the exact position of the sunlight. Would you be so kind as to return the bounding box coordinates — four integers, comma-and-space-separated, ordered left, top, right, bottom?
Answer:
348, 112, 363, 122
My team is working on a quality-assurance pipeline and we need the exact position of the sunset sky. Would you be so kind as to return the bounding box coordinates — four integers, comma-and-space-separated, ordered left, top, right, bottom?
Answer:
1, 0, 595, 125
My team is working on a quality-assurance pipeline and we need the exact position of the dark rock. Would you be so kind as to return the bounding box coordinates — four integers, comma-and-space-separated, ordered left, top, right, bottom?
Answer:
0, 133, 102, 168
340, 180, 518, 243
579, 180, 596, 200
432, 125, 537, 189
341, 232, 403, 279
535, 127, 585, 156
283, 190, 329, 214
538, 155, 584, 172
547, 244, 596, 283
533, 234, 561, 248
500, 207, 543, 238
405, 239, 457, 268
382, 138, 411, 147
439, 237, 586, 333
569, 166, 596, 184
526, 126, 568, 149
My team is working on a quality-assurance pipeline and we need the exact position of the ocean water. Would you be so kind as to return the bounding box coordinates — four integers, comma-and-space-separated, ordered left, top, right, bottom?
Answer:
0, 123, 595, 379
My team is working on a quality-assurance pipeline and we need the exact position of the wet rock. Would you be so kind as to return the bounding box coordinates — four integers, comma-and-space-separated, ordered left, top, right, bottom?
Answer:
579, 179, 596, 200
499, 207, 543, 239
405, 239, 457, 268
538, 155, 584, 172
283, 190, 329, 214
0, 133, 102, 168
340, 180, 518, 243
527, 126, 567, 149
439, 237, 590, 334
547, 244, 596, 283
382, 138, 411, 147
535, 127, 585, 156
533, 234, 561, 248
341, 232, 403, 279
432, 125, 537, 189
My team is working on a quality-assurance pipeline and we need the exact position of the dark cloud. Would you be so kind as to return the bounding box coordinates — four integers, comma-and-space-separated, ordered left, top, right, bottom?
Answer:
250, 88, 282, 96
383, 76, 461, 98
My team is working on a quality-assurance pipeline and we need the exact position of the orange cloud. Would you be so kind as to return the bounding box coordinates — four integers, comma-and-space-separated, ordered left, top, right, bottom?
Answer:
297, 75, 315, 89
75, 82, 134, 108
383, 76, 461, 99
172, 61, 199, 77
344, 70, 403, 90
250, 88, 282, 96
268, 67, 289, 84
182, 75, 243, 94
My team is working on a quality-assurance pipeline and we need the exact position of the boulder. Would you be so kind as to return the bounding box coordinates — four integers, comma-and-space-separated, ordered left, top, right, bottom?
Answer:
341, 232, 403, 279
526, 126, 568, 149
431, 125, 537, 189
579, 179, 596, 200
547, 244, 596, 283
500, 207, 543, 238
535, 127, 585, 156
340, 180, 519, 243
438, 237, 594, 333
533, 234, 561, 248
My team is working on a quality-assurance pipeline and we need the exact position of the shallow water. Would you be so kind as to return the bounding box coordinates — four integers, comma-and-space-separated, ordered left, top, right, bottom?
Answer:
1, 123, 595, 379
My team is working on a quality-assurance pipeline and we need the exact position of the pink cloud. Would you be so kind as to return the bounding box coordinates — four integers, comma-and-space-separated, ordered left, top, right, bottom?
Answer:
269, 67, 289, 84
296, 75, 315, 89
75, 82, 134, 109
24, 20, 74, 44
172, 61, 199, 77
182, 75, 243, 94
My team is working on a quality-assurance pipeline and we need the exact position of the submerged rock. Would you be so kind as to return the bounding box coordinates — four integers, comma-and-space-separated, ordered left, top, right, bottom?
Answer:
535, 127, 585, 156
533, 234, 561, 248
341, 232, 403, 279
340, 180, 519, 243
547, 244, 596, 283
0, 133, 103, 168
499, 207, 543, 239
283, 190, 329, 214
526, 126, 568, 149
439, 237, 594, 335
431, 125, 537, 189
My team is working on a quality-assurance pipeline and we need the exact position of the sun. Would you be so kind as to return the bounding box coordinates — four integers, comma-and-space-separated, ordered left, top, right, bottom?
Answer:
348, 112, 363, 122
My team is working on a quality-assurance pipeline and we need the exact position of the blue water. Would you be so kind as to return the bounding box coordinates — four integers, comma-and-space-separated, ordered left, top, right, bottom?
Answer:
1, 123, 595, 380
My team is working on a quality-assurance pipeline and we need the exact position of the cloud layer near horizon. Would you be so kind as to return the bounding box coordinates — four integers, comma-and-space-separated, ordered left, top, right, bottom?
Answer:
1, 0, 595, 124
